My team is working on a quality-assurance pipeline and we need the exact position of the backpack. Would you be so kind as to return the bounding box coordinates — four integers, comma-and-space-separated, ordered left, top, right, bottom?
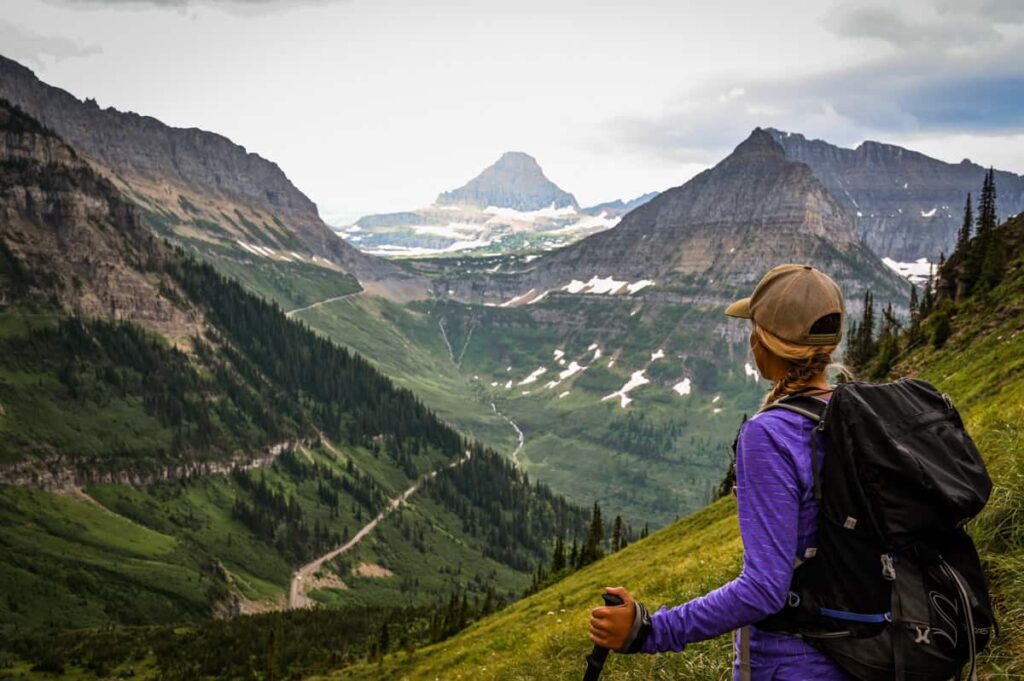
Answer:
752, 378, 996, 681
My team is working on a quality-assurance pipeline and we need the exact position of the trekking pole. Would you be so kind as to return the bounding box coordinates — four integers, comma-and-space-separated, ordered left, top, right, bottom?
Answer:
583, 592, 624, 681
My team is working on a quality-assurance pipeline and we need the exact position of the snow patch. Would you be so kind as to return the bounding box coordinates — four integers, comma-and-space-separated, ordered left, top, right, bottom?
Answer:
713, 408, 723, 414
519, 367, 547, 385
882, 257, 934, 285
712, 395, 721, 404
672, 378, 692, 396
744, 362, 759, 380
603, 370, 650, 408
484, 204, 577, 222
558, 390, 571, 399
553, 349, 565, 361
627, 280, 655, 294
920, 208, 937, 218
504, 380, 513, 389
650, 349, 665, 362
558, 361, 585, 381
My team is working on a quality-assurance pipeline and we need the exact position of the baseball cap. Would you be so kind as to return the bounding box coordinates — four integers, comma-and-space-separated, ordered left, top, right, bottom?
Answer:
725, 264, 844, 358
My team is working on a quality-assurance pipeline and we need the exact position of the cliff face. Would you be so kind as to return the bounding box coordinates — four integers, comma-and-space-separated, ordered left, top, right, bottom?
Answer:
768, 128, 1024, 262
436, 151, 578, 210
0, 102, 201, 340
0, 55, 425, 299
439, 130, 908, 308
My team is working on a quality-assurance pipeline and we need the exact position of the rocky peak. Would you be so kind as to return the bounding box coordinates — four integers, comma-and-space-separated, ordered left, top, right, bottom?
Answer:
435, 151, 579, 211
729, 127, 786, 159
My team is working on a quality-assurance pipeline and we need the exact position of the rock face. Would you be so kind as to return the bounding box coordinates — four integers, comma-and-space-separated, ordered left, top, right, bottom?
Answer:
445, 129, 907, 307
0, 101, 200, 340
768, 128, 1024, 262
436, 151, 579, 210
0, 55, 423, 298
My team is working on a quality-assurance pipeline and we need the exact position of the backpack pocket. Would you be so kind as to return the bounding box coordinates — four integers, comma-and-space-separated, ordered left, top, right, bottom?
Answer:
864, 409, 990, 541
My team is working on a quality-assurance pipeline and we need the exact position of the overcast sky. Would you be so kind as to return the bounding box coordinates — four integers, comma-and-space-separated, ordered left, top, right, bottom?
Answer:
3, 0, 1023, 223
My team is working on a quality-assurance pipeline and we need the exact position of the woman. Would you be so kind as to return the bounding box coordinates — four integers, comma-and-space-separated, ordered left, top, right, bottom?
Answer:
588, 264, 853, 680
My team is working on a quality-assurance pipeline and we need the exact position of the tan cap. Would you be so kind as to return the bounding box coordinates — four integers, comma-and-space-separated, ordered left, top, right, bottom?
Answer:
725, 264, 844, 357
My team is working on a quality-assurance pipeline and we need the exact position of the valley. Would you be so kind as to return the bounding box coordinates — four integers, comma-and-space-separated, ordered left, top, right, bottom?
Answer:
0, 26, 1021, 680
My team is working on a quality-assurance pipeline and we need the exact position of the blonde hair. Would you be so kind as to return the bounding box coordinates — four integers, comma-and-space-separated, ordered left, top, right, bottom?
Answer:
755, 326, 853, 406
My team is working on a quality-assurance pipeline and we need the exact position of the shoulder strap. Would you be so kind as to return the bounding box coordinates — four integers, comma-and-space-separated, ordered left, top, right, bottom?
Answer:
759, 393, 828, 422
759, 393, 829, 500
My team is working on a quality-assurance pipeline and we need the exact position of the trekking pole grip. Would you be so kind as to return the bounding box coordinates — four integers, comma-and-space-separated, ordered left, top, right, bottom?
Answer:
583, 592, 625, 681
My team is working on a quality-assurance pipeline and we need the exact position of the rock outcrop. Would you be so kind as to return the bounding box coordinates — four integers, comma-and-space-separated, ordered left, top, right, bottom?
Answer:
436, 151, 578, 211
0, 100, 201, 340
768, 128, 1024, 262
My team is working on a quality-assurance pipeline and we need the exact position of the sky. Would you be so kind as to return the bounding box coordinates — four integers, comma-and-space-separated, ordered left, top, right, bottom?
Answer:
3, 0, 1024, 224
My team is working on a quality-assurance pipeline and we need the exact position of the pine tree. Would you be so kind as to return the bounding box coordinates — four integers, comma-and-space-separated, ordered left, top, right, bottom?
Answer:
551, 536, 566, 573
569, 537, 579, 569
611, 515, 624, 552
579, 502, 604, 567
956, 192, 973, 255
978, 168, 1004, 291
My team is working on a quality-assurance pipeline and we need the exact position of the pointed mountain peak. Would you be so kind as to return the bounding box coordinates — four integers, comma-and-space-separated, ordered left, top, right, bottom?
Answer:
494, 151, 541, 168
730, 127, 785, 158
436, 151, 578, 211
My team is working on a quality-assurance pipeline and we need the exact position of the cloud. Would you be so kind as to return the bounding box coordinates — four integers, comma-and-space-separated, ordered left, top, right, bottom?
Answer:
827, 5, 1001, 49
0, 22, 101, 68
605, 3, 1024, 166
47, 0, 349, 11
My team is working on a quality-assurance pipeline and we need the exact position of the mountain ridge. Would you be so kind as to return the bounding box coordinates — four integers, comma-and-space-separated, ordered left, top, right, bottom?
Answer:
0, 54, 426, 300
767, 127, 1024, 261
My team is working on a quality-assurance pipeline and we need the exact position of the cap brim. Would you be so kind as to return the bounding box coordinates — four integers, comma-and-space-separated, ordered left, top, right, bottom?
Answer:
724, 297, 752, 318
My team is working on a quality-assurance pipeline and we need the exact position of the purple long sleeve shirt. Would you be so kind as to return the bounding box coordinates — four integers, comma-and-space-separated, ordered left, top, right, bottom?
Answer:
641, 407, 851, 680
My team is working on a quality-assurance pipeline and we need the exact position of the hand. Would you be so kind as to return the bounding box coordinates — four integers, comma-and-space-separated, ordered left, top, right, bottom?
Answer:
588, 586, 636, 651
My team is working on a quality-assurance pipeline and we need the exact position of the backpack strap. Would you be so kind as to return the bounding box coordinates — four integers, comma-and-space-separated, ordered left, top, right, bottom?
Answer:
759, 393, 829, 499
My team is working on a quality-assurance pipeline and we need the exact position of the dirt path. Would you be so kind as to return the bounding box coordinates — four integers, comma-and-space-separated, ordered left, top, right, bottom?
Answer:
288, 450, 472, 609
285, 292, 361, 318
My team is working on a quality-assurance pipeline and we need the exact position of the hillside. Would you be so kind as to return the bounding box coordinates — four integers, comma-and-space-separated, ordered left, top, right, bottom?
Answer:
0, 99, 587, 644
336, 213, 1024, 680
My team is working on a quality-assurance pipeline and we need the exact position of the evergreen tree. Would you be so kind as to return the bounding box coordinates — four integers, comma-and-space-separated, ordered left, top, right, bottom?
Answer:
568, 538, 579, 569
579, 502, 604, 567
956, 192, 973, 255
551, 536, 566, 573
611, 515, 624, 552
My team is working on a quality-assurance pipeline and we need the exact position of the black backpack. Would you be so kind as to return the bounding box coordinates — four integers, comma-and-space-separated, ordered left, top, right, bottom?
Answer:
754, 378, 995, 681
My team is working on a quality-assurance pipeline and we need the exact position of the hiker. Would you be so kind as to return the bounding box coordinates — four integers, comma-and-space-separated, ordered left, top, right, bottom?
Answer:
588, 264, 853, 679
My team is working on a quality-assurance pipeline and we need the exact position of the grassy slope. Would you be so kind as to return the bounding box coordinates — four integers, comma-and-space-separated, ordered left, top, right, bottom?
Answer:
333, 271, 1024, 680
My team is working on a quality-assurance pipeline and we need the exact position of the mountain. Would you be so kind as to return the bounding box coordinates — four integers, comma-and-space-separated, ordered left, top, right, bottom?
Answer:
335, 215, 1024, 680
436, 151, 578, 211
767, 128, 1024, 262
582, 191, 660, 217
0, 54, 426, 302
342, 152, 622, 257
439, 128, 909, 308
0, 99, 587, 639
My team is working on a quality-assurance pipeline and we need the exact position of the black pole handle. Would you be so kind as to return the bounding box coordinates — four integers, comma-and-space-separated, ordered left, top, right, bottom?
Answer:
583, 592, 625, 681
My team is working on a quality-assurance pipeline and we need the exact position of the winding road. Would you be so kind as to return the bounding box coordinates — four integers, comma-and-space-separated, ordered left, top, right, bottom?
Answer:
285, 292, 361, 318
288, 449, 473, 609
